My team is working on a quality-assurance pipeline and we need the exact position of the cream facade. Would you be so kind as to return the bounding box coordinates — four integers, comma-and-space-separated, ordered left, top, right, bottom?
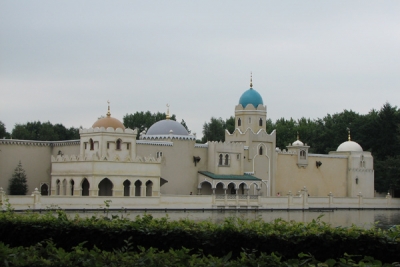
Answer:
0, 81, 375, 201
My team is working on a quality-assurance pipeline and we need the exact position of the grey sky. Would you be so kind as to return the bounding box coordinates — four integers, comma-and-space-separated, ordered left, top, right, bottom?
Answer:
1, 1, 399, 139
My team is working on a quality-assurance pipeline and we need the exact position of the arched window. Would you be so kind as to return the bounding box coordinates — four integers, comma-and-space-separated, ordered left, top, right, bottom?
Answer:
116, 139, 122, 150
56, 180, 60, 195
70, 180, 75, 196
134, 180, 142, 196
81, 178, 90, 196
146, 181, 153, 196
123, 180, 131, 196
238, 118, 241, 127
259, 146, 263, 155
62, 179, 67, 195
219, 154, 223, 165
300, 150, 306, 159
360, 155, 365, 168
89, 139, 94, 150
259, 118, 263, 126
224, 154, 229, 165
248, 117, 252, 124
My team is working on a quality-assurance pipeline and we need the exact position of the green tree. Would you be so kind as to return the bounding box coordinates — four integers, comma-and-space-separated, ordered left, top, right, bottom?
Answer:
374, 156, 400, 195
180, 119, 190, 133
8, 161, 28, 195
0, 121, 10, 138
201, 117, 226, 143
11, 121, 79, 141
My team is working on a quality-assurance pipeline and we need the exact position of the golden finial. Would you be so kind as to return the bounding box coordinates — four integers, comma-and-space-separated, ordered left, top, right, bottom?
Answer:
347, 127, 351, 141
107, 100, 111, 117
166, 104, 170, 120
250, 72, 253, 88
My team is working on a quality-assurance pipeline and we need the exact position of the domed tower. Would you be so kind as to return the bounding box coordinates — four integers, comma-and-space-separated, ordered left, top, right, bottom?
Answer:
80, 102, 137, 160
235, 74, 267, 133
286, 133, 310, 168
331, 129, 374, 197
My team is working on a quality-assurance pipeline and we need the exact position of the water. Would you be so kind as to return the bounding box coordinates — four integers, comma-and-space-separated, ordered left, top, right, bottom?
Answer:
72, 209, 400, 229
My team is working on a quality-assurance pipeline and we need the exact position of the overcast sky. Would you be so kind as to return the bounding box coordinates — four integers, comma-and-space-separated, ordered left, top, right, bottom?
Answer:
1, 1, 399, 139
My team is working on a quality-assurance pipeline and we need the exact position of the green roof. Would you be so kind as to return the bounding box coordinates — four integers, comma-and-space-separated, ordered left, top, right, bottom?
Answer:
198, 171, 260, 181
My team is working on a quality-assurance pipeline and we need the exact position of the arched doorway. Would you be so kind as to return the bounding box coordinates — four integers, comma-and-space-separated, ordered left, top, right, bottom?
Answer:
82, 178, 90, 196
123, 180, 131, 196
98, 178, 113, 196
40, 183, 48, 196
145, 181, 153, 196
134, 180, 142, 196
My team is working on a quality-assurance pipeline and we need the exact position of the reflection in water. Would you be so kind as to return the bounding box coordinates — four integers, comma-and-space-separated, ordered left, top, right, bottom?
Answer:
73, 209, 400, 229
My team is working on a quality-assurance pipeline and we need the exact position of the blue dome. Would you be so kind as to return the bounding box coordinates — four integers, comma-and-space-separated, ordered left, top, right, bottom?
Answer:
239, 88, 263, 108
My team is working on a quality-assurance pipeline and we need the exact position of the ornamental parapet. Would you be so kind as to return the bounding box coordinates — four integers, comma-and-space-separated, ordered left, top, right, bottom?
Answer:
51, 154, 160, 163
0, 139, 79, 147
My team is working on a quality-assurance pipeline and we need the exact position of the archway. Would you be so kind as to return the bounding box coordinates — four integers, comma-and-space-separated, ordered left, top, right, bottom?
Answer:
215, 182, 224, 194
227, 182, 236, 195
200, 181, 212, 195
238, 183, 246, 195
98, 178, 113, 196
134, 180, 142, 196
81, 178, 90, 196
123, 180, 131, 196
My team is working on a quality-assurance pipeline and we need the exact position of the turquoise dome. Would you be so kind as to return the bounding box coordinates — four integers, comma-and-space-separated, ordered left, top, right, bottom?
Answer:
239, 88, 263, 108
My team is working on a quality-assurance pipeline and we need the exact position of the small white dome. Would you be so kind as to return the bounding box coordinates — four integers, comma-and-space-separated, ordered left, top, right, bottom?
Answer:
337, 141, 363, 152
292, 140, 304, 146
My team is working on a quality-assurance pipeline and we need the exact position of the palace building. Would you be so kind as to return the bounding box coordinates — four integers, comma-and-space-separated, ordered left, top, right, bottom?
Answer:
0, 79, 375, 199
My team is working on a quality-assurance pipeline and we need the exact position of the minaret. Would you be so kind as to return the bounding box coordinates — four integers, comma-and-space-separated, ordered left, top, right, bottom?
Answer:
234, 73, 267, 133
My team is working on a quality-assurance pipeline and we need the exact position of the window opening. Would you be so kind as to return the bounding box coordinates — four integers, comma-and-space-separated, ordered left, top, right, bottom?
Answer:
89, 139, 94, 150
224, 154, 229, 165
259, 146, 263, 155
238, 118, 241, 126
116, 139, 121, 150
259, 118, 263, 126
219, 154, 223, 165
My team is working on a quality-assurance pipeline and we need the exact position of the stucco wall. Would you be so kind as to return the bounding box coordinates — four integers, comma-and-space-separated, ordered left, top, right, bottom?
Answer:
275, 153, 348, 197
137, 140, 208, 195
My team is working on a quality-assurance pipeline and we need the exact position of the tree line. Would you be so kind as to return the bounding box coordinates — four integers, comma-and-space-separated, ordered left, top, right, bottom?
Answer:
1, 102, 399, 194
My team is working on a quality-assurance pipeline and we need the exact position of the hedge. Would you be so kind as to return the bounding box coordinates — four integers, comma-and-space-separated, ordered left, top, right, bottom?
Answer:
0, 209, 399, 263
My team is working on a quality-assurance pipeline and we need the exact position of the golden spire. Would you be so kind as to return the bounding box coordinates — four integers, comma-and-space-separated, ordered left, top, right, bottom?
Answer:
107, 100, 111, 117
166, 104, 170, 120
347, 127, 351, 141
250, 72, 253, 88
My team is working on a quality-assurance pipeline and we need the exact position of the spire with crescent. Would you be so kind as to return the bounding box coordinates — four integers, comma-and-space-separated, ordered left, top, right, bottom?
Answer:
107, 100, 111, 117
166, 104, 170, 120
